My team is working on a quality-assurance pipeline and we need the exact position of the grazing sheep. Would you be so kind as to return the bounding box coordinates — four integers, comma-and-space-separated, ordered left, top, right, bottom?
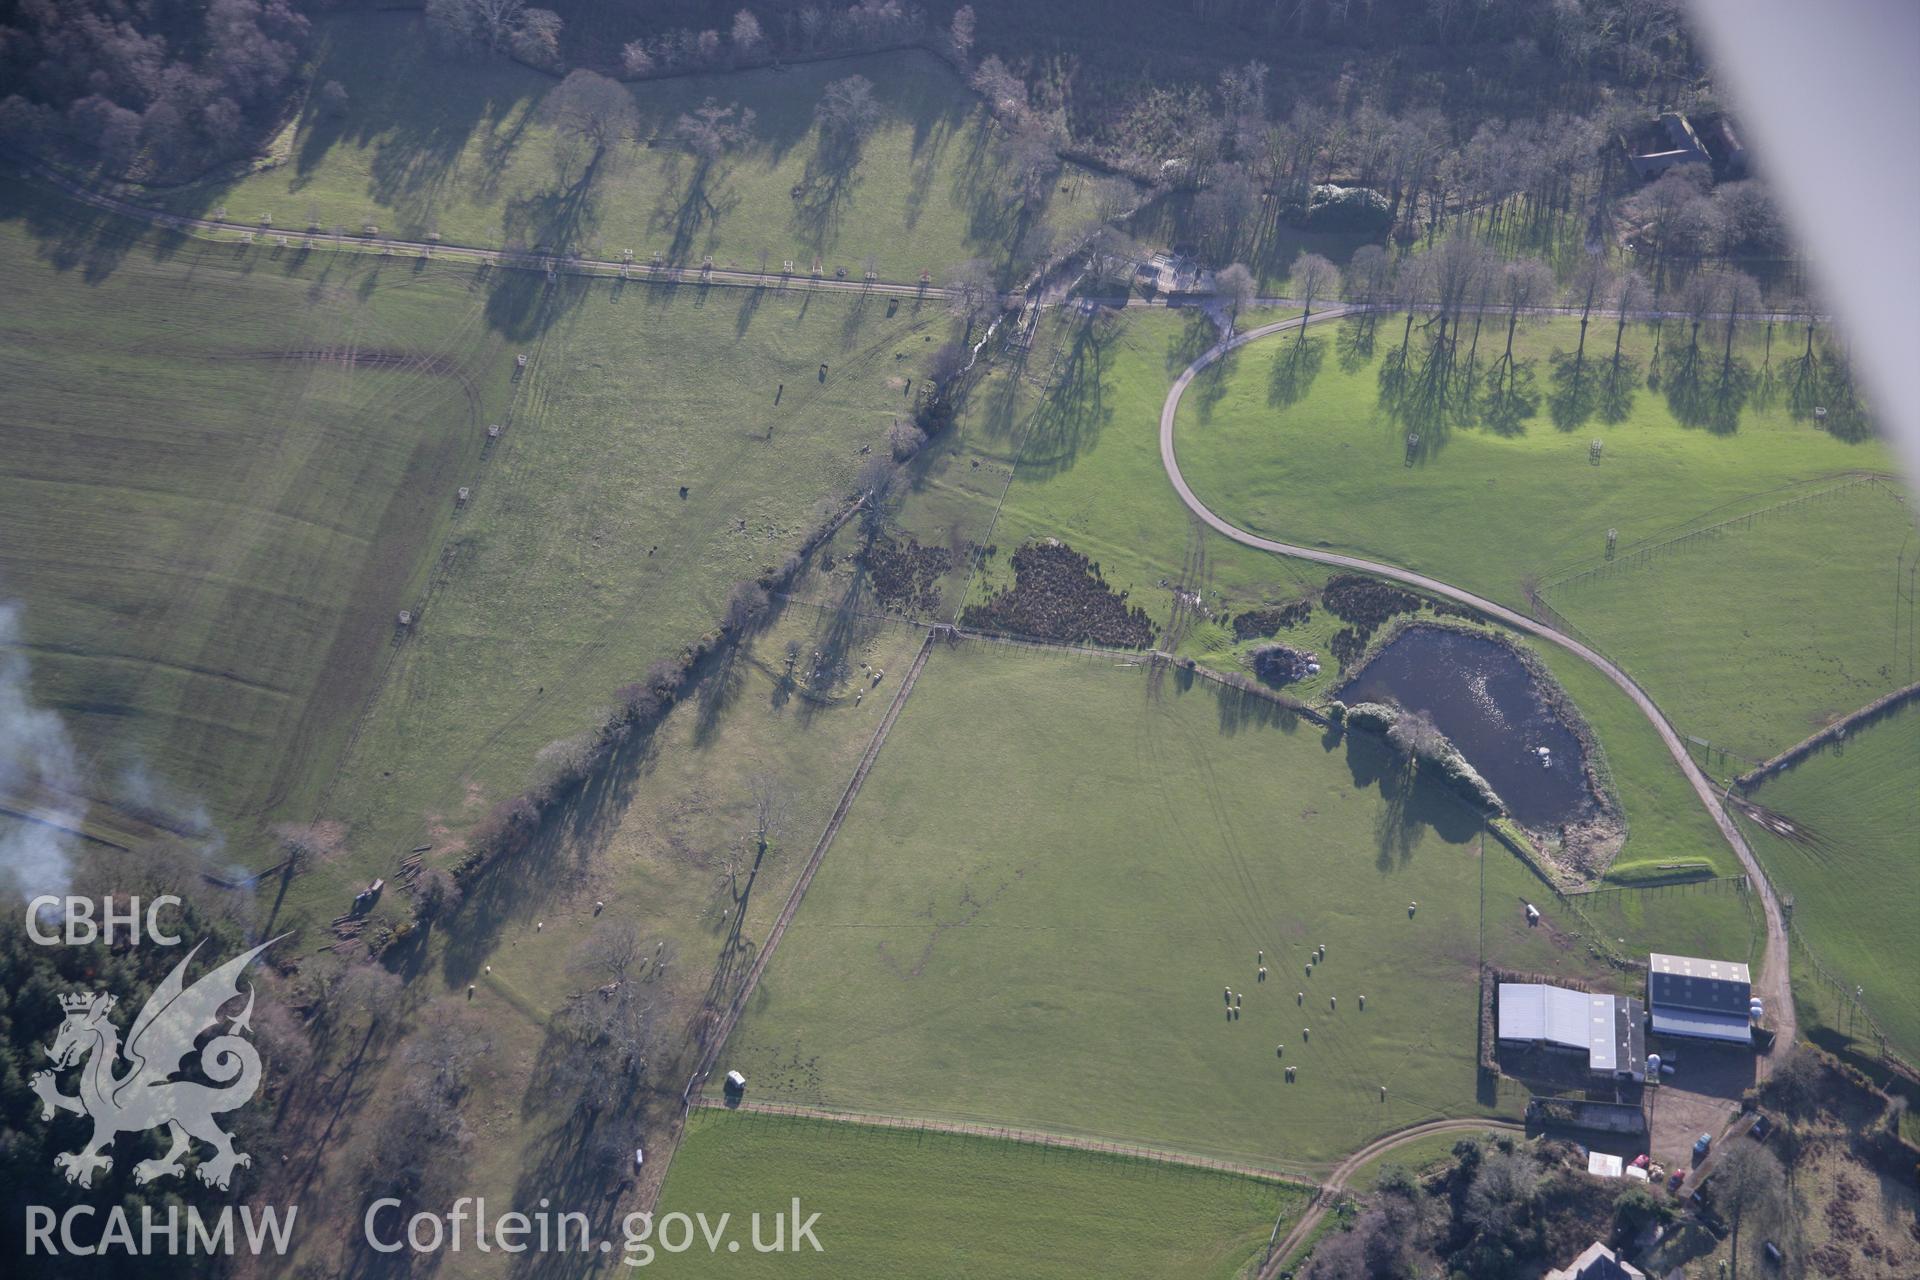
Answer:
1235, 994, 1242, 1008
1359, 995, 1367, 1010
1380, 1085, 1387, 1101
1224, 986, 1232, 1002
1303, 1027, 1310, 1040
1330, 995, 1337, 1010
1297, 992, 1304, 1005
1276, 1045, 1284, 1057
1257, 950, 1264, 964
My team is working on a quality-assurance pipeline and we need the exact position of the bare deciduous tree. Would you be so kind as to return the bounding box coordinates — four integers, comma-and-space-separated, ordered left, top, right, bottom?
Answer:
542, 70, 637, 175
425, 0, 529, 54
815, 74, 880, 144
1345, 243, 1394, 313
947, 4, 975, 64
1715, 1143, 1786, 1279
1497, 257, 1557, 368
1214, 262, 1256, 336
1290, 251, 1340, 327
675, 97, 756, 161
944, 257, 1000, 330
729, 8, 763, 57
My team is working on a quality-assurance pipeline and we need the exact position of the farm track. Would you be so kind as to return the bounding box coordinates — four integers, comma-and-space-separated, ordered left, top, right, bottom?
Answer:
688, 1097, 1322, 1188
1256, 1117, 1527, 1279
1159, 307, 1796, 1080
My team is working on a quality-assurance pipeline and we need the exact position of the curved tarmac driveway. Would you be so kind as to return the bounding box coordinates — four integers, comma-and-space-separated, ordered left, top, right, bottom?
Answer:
1159, 308, 1794, 1063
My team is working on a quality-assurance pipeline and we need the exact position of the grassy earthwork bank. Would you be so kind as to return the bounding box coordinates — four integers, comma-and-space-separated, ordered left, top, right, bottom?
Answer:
653, 1107, 1302, 1279
276, 265, 953, 913
0, 183, 510, 842
1736, 701, 1920, 1063
716, 639, 1745, 1168
284, 612, 936, 1276
159, 13, 1093, 280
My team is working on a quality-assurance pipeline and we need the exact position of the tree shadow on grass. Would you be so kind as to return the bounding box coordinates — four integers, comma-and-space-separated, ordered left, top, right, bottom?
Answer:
650, 150, 743, 265
1547, 349, 1601, 431
1599, 356, 1641, 424
1165, 307, 1219, 375
1212, 680, 1301, 737
0, 178, 189, 283
1479, 357, 1540, 436
1017, 312, 1115, 480
1333, 727, 1482, 871
791, 132, 867, 258
1268, 332, 1326, 409
1663, 348, 1753, 435
1336, 315, 1378, 375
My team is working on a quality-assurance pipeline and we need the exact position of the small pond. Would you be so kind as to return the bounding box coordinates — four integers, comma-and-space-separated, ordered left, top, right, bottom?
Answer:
1337, 625, 1594, 829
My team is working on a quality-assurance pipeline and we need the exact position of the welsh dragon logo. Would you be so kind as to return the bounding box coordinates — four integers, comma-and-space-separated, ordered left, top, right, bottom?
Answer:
31, 937, 284, 1191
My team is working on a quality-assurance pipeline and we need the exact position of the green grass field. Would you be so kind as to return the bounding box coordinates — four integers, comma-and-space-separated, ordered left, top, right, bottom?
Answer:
718, 640, 1748, 1167
865, 305, 1748, 887
159, 14, 1091, 280
1528, 644, 1752, 887
0, 185, 510, 842
1543, 482, 1917, 760
653, 1109, 1302, 1278
281, 267, 953, 908
1173, 314, 1894, 614
278, 613, 939, 1273
1737, 703, 1920, 1060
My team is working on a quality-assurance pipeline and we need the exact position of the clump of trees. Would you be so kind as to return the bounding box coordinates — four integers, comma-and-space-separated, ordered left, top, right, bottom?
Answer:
0, 0, 313, 178
426, 0, 564, 69
619, 2, 921, 79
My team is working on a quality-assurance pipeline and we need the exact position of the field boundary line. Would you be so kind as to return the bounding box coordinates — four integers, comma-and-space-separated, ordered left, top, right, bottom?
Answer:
680, 629, 937, 1106
687, 1098, 1322, 1189
1538, 470, 1901, 595
1734, 679, 1920, 789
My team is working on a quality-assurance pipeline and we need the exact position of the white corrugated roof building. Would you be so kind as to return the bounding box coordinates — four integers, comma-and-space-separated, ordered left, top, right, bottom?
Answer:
1497, 983, 1645, 1080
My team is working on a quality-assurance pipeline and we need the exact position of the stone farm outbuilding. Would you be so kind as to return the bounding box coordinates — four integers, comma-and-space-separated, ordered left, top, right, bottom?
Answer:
1497, 982, 1646, 1082
1646, 952, 1754, 1045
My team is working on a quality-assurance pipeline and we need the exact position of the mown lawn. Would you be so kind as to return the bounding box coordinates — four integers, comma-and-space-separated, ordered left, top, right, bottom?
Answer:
1173, 313, 1893, 615
1737, 702, 1920, 1061
160, 14, 1094, 280
0, 184, 509, 847
718, 640, 1731, 1168
653, 1108, 1303, 1279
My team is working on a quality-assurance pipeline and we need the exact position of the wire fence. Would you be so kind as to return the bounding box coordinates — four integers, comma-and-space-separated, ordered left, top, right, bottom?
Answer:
1566, 874, 1750, 899
689, 1099, 1320, 1189
1539, 471, 1898, 597
1784, 916, 1917, 1082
